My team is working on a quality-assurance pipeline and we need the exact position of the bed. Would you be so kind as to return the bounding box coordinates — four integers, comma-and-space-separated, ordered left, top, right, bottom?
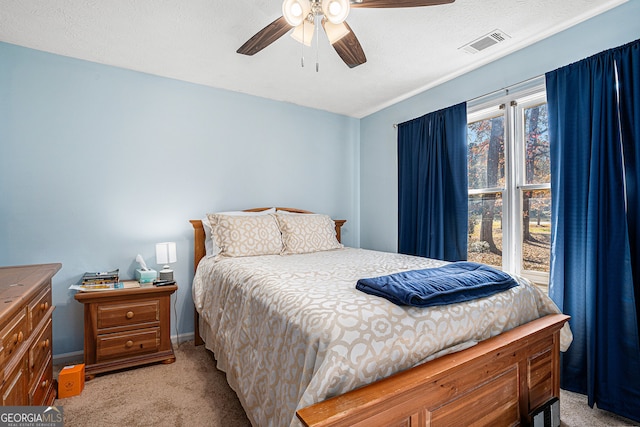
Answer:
190, 208, 571, 427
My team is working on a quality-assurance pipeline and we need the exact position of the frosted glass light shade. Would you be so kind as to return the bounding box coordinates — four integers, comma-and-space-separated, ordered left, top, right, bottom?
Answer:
291, 21, 315, 46
321, 0, 350, 24
282, 0, 311, 27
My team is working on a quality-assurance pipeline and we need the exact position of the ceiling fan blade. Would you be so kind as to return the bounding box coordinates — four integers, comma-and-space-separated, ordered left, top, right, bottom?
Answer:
237, 16, 293, 56
324, 21, 367, 68
350, 0, 454, 8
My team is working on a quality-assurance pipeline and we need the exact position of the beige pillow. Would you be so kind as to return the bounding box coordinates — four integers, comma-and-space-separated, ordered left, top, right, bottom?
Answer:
275, 213, 343, 255
207, 213, 282, 257
203, 208, 276, 256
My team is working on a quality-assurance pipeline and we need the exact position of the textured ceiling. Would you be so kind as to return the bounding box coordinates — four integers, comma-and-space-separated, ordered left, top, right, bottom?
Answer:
0, 0, 627, 117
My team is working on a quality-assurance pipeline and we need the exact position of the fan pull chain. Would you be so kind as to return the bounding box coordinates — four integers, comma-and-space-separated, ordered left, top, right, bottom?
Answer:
315, 15, 320, 72
301, 20, 306, 68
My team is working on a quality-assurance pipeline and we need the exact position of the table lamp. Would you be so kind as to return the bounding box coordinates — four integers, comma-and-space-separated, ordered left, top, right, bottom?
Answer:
155, 242, 177, 281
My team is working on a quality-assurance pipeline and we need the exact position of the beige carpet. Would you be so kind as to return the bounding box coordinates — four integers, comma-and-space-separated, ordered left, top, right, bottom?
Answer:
55, 341, 637, 427
55, 341, 250, 427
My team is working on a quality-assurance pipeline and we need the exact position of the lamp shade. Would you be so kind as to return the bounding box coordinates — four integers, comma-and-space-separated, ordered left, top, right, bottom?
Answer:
155, 242, 177, 265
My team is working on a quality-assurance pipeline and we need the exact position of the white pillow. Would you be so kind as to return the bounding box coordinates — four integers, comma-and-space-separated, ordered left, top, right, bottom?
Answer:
275, 213, 343, 255
207, 213, 282, 257
203, 208, 275, 257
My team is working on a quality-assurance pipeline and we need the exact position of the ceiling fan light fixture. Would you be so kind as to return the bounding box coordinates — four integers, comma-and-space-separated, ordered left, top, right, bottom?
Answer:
324, 21, 350, 44
282, 0, 311, 27
291, 21, 315, 46
321, 0, 350, 24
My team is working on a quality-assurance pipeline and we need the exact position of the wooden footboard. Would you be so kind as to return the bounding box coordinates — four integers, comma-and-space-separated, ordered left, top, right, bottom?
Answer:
296, 313, 569, 427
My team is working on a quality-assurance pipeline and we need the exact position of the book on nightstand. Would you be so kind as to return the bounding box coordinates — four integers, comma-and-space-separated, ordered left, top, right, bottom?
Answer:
69, 272, 146, 292
81, 269, 119, 285
71, 282, 123, 291
122, 280, 141, 289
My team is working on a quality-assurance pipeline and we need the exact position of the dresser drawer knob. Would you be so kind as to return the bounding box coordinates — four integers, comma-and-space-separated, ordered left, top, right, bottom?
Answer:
40, 302, 49, 311
42, 338, 50, 349
13, 331, 24, 344
41, 379, 49, 389
125, 340, 134, 348
126, 311, 135, 319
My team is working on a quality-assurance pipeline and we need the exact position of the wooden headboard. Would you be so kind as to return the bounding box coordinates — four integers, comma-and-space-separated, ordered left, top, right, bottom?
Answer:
189, 207, 346, 274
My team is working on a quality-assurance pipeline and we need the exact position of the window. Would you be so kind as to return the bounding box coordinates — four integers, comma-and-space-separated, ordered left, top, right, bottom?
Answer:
467, 81, 551, 286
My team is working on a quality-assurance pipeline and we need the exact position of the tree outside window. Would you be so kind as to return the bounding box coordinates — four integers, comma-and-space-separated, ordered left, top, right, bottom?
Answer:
467, 88, 551, 285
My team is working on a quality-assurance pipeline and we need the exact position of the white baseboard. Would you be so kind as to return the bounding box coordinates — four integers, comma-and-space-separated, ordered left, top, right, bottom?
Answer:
53, 350, 84, 367
172, 332, 194, 345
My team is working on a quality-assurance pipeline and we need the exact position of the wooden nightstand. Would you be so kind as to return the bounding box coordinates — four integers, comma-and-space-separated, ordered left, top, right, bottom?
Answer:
74, 284, 177, 379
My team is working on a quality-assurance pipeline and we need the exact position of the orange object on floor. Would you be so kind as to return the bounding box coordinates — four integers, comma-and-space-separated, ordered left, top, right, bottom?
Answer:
58, 364, 85, 398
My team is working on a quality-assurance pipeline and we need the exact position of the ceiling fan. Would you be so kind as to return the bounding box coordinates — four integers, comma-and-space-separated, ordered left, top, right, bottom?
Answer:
237, 0, 455, 69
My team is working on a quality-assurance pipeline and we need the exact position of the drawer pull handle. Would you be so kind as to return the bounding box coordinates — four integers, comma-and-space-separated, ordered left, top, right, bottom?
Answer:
125, 340, 134, 348
41, 379, 49, 389
42, 338, 50, 349
40, 302, 49, 311
12, 331, 25, 344
126, 311, 134, 319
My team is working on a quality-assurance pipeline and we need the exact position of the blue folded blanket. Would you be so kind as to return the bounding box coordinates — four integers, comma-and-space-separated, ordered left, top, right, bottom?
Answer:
356, 262, 518, 307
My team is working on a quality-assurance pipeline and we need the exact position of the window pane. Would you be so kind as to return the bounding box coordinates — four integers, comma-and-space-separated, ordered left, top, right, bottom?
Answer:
524, 103, 550, 185
522, 189, 551, 272
468, 115, 505, 190
467, 193, 503, 268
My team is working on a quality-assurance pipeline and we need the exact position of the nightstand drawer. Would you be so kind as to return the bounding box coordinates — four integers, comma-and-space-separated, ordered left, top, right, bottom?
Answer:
96, 328, 160, 362
97, 300, 159, 330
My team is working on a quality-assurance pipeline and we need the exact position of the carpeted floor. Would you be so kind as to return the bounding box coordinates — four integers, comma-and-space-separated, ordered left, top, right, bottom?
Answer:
55, 341, 637, 426
55, 341, 250, 426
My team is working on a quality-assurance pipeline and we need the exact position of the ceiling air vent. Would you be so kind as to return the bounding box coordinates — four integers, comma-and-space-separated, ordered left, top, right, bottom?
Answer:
460, 29, 510, 54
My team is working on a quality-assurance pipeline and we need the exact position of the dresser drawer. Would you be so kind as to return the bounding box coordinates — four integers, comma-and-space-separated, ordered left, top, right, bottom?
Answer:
96, 328, 160, 362
1, 309, 28, 360
29, 318, 52, 382
28, 284, 52, 332
1, 354, 28, 406
29, 356, 53, 406
97, 300, 160, 330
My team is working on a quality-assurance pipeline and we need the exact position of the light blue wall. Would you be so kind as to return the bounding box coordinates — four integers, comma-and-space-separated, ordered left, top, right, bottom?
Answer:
359, 0, 640, 253
2, 0, 638, 357
0, 42, 360, 355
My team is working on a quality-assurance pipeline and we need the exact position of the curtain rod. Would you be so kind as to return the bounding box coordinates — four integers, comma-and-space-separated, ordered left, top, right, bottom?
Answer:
392, 75, 545, 128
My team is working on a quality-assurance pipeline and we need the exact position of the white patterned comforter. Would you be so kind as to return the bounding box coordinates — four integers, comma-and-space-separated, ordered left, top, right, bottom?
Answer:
192, 248, 571, 427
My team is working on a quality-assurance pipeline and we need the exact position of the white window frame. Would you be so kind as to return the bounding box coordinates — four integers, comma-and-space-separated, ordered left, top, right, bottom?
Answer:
467, 78, 549, 285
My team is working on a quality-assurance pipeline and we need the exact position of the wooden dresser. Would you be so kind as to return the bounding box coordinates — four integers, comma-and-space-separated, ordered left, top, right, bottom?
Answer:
0, 263, 60, 405
74, 284, 177, 379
